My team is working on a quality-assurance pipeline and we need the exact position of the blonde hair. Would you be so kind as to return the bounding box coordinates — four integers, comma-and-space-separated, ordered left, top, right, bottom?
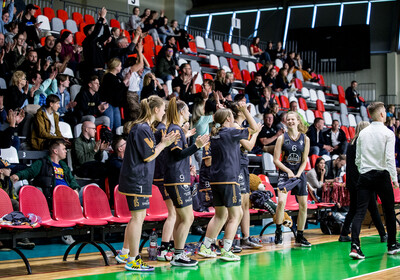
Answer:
215, 69, 226, 83
124, 95, 164, 133
287, 111, 308, 134
351, 121, 370, 144
211, 108, 232, 136
105, 57, 121, 75
166, 97, 187, 126
367, 102, 385, 120
11, 71, 26, 86
143, 73, 153, 87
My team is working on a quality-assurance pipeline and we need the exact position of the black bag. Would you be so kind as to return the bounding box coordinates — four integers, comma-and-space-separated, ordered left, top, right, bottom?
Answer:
100, 125, 113, 144
320, 213, 344, 235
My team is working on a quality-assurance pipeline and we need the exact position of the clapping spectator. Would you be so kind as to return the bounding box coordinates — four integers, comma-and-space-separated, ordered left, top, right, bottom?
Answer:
172, 63, 196, 102
59, 30, 82, 73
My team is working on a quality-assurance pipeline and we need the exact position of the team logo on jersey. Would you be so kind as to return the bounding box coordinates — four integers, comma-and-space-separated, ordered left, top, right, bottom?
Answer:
238, 173, 244, 183
284, 139, 290, 145
144, 138, 154, 148
300, 140, 304, 145
179, 174, 185, 182
287, 153, 300, 165
182, 184, 190, 191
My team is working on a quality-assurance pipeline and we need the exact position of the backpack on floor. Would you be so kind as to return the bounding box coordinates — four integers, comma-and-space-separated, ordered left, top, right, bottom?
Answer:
320, 212, 344, 235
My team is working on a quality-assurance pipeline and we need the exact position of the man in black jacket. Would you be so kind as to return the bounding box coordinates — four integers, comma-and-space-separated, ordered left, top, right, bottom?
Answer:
323, 120, 348, 155
306, 118, 333, 156
345, 81, 363, 108
245, 73, 264, 106
74, 75, 110, 127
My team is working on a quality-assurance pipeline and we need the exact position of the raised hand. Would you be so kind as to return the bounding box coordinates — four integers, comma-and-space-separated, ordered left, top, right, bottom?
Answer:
195, 134, 209, 149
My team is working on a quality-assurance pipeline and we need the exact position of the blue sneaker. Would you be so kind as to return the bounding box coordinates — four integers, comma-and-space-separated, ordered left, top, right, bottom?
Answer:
115, 250, 129, 264
125, 255, 155, 272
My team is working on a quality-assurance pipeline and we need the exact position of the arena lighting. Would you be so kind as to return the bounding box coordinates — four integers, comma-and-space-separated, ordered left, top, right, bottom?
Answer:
228, 12, 236, 44
253, 10, 261, 37
184, 15, 189, 30
189, 13, 209, 18
211, 12, 233, 16
338, 3, 344, 26
282, 7, 291, 49
259, 7, 283, 11
205, 15, 213, 38
366, 1, 371, 25
236, 9, 258, 14
311, 5, 317, 28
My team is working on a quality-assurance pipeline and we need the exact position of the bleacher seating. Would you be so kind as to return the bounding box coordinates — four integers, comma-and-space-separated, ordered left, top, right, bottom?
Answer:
57, 9, 69, 23
65, 19, 78, 34
43, 7, 55, 21
72, 12, 84, 26
51, 18, 64, 32
84, 14, 95, 24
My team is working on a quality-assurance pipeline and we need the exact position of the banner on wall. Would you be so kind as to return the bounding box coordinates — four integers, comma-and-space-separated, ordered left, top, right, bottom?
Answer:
232, 18, 241, 29
128, 0, 140, 6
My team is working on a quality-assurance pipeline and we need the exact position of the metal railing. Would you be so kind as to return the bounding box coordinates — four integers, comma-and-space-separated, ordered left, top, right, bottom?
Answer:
26, 0, 53, 8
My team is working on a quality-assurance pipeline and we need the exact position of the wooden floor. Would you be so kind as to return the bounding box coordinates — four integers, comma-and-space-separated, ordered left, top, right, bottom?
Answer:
0, 227, 397, 280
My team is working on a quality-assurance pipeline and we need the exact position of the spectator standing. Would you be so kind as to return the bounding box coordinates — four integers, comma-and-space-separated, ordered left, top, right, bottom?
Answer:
345, 81, 363, 108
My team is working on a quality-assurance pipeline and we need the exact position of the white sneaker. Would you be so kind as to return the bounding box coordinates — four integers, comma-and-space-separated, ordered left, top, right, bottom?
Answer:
61, 235, 75, 245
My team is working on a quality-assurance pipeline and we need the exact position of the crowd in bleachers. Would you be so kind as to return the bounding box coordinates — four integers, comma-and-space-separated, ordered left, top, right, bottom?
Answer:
0, 0, 399, 258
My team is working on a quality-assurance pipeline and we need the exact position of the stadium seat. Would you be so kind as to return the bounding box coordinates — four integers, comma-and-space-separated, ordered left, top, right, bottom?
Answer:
205, 38, 215, 51
0, 77, 7, 89
348, 126, 355, 139
110, 19, 120, 28
331, 84, 338, 95
295, 70, 304, 82
155, 45, 162, 55
178, 58, 187, 66
341, 126, 351, 142
116, 126, 124, 135
294, 78, 303, 90
323, 112, 333, 126
341, 114, 350, 127
223, 41, 232, 53
59, 122, 73, 138
188, 41, 197, 53
195, 36, 206, 49
0, 146, 19, 164
340, 103, 348, 115
56, 9, 68, 23
338, 85, 346, 104
248, 61, 257, 73
255, 62, 263, 71
37, 15, 51, 31
190, 60, 201, 73
309, 89, 318, 102
241, 70, 251, 86
51, 17, 64, 32
74, 124, 82, 138
280, 95, 289, 109
231, 43, 241, 56
70, 84, 81, 101
309, 154, 319, 168
79, 22, 87, 33
332, 112, 341, 124
43, 7, 55, 21
65, 19, 78, 34
123, 30, 131, 42
146, 185, 169, 221
275, 59, 283, 69
209, 54, 220, 68
258, 174, 276, 203
355, 115, 362, 124
74, 32, 86, 46
143, 34, 155, 49
34, 5, 42, 17
113, 185, 131, 219
238, 60, 248, 71
84, 14, 95, 24
348, 114, 357, 127
316, 99, 325, 112
298, 97, 308, 110
317, 90, 326, 103
214, 40, 223, 52
192, 71, 203, 85
240, 44, 250, 57
318, 74, 325, 86
19, 186, 76, 227
314, 110, 323, 119
298, 109, 307, 122
203, 73, 213, 80
219, 56, 230, 70
360, 105, 368, 119
301, 88, 310, 99
72, 12, 84, 26
306, 110, 315, 124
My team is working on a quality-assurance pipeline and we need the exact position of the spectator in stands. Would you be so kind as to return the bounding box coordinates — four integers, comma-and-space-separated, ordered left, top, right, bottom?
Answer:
55, 74, 77, 127
345, 80, 363, 107
12, 33, 27, 70
82, 7, 110, 83
278, 111, 288, 132
0, 0, 14, 35
387, 104, 395, 118
323, 120, 348, 155
306, 156, 326, 198
158, 17, 175, 43
100, 57, 130, 131
74, 75, 110, 127
275, 41, 286, 61
155, 47, 176, 83
266, 41, 276, 62
245, 73, 264, 106
72, 121, 108, 180
258, 86, 275, 114
106, 135, 126, 207
36, 35, 56, 70
31, 94, 64, 150
285, 51, 296, 69
270, 102, 281, 127
215, 69, 233, 100
289, 100, 308, 127
0, 108, 25, 149
192, 79, 217, 115
4, 21, 19, 45
127, 6, 145, 33
325, 154, 346, 181
293, 53, 313, 81
30, 68, 57, 106
386, 116, 396, 132
249, 37, 270, 63
18, 4, 40, 47
275, 68, 292, 91
172, 63, 196, 103
307, 117, 333, 156
17, 49, 40, 79
140, 72, 166, 100
109, 29, 141, 69
53, 40, 69, 74
142, 15, 162, 46
263, 66, 277, 89
4, 70, 31, 111
60, 30, 82, 73
108, 27, 120, 50
170, 20, 192, 54
256, 112, 283, 154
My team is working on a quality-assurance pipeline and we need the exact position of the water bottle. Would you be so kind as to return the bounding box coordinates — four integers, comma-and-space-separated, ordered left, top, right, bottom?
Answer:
233, 226, 241, 247
147, 228, 158, 261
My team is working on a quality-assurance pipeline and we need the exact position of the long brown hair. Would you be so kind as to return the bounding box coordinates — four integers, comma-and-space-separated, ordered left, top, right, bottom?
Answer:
166, 97, 187, 126
211, 108, 232, 136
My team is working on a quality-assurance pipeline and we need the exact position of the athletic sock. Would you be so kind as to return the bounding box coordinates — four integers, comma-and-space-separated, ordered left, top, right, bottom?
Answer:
204, 237, 214, 249
297, 230, 304, 237
121, 248, 129, 255
175, 249, 184, 255
160, 242, 169, 250
169, 240, 175, 249
223, 239, 233, 252
276, 224, 282, 232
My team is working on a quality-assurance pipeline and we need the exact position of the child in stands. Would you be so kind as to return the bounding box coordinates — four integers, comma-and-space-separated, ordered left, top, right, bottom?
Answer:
198, 104, 258, 261
273, 111, 311, 247
164, 97, 209, 266
116, 96, 178, 272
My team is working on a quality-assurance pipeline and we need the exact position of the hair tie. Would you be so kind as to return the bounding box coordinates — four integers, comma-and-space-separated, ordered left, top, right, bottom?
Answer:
215, 123, 221, 128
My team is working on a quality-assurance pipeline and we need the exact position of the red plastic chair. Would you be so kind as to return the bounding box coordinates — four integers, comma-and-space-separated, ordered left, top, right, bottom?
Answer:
298, 97, 308, 110
110, 19, 121, 28
79, 22, 87, 33
82, 185, 130, 223
348, 126, 355, 139
43, 7, 55, 21
188, 41, 197, 54
194, 207, 215, 218
318, 74, 325, 86
123, 30, 131, 43
316, 99, 325, 112
195, 84, 202, 93
305, 158, 312, 171
309, 154, 319, 168
34, 5, 42, 17
84, 14, 95, 25
40, 37, 46, 46
19, 186, 76, 227
72, 12, 84, 26
57, 9, 69, 23
394, 188, 400, 203
274, 65, 280, 72
274, 95, 282, 108
53, 185, 108, 226
74, 31, 86, 46
256, 63, 263, 71
203, 73, 213, 80
241, 69, 251, 86
341, 126, 351, 142
294, 78, 303, 90
114, 185, 131, 219
258, 174, 276, 203
143, 34, 155, 49
229, 58, 238, 70
146, 185, 168, 221
338, 85, 346, 104
223, 41, 232, 53
280, 95, 290, 109
307, 193, 334, 208
155, 45, 162, 56
314, 110, 323, 119
285, 191, 299, 211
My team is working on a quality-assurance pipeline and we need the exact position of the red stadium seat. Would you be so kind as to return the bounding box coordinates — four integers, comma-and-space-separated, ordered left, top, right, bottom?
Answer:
309, 154, 319, 168
195, 84, 202, 93
74, 31, 86, 46
298, 97, 308, 110
155, 45, 162, 55
19, 185, 76, 227
318, 74, 325, 86
305, 158, 312, 171
114, 185, 131, 219
143, 34, 155, 49
43, 7, 55, 21
280, 95, 289, 109
110, 19, 121, 28
84, 14, 95, 25
258, 174, 276, 203
57, 9, 69, 23
294, 78, 303, 90
256, 63, 263, 71
34, 5, 42, 17
341, 126, 351, 142
203, 73, 213, 80
338, 85, 346, 104
314, 110, 323, 119
72, 12, 84, 26
274, 95, 282, 108
188, 41, 197, 54
79, 22, 87, 33
316, 99, 325, 112
348, 126, 355, 139
274, 65, 280, 72
223, 41, 232, 53
241, 69, 251, 86
123, 30, 131, 43
40, 37, 46, 46
146, 185, 168, 221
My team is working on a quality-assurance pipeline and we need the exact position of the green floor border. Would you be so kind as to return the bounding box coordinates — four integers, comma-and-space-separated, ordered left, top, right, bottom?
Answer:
61, 234, 400, 280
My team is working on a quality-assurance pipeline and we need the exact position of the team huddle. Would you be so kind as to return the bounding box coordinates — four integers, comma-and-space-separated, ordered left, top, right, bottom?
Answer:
113, 95, 312, 272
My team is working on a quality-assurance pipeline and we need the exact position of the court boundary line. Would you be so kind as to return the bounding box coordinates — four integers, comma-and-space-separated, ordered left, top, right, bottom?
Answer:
344, 265, 400, 280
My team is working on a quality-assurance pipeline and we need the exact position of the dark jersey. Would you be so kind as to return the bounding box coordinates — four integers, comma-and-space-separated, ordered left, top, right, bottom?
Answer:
199, 142, 211, 189
280, 132, 305, 174
153, 122, 167, 182
119, 123, 156, 197
210, 127, 250, 185
164, 124, 191, 186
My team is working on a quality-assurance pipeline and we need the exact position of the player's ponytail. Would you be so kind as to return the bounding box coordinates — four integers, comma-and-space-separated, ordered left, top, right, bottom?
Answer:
167, 97, 187, 126
211, 108, 232, 136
